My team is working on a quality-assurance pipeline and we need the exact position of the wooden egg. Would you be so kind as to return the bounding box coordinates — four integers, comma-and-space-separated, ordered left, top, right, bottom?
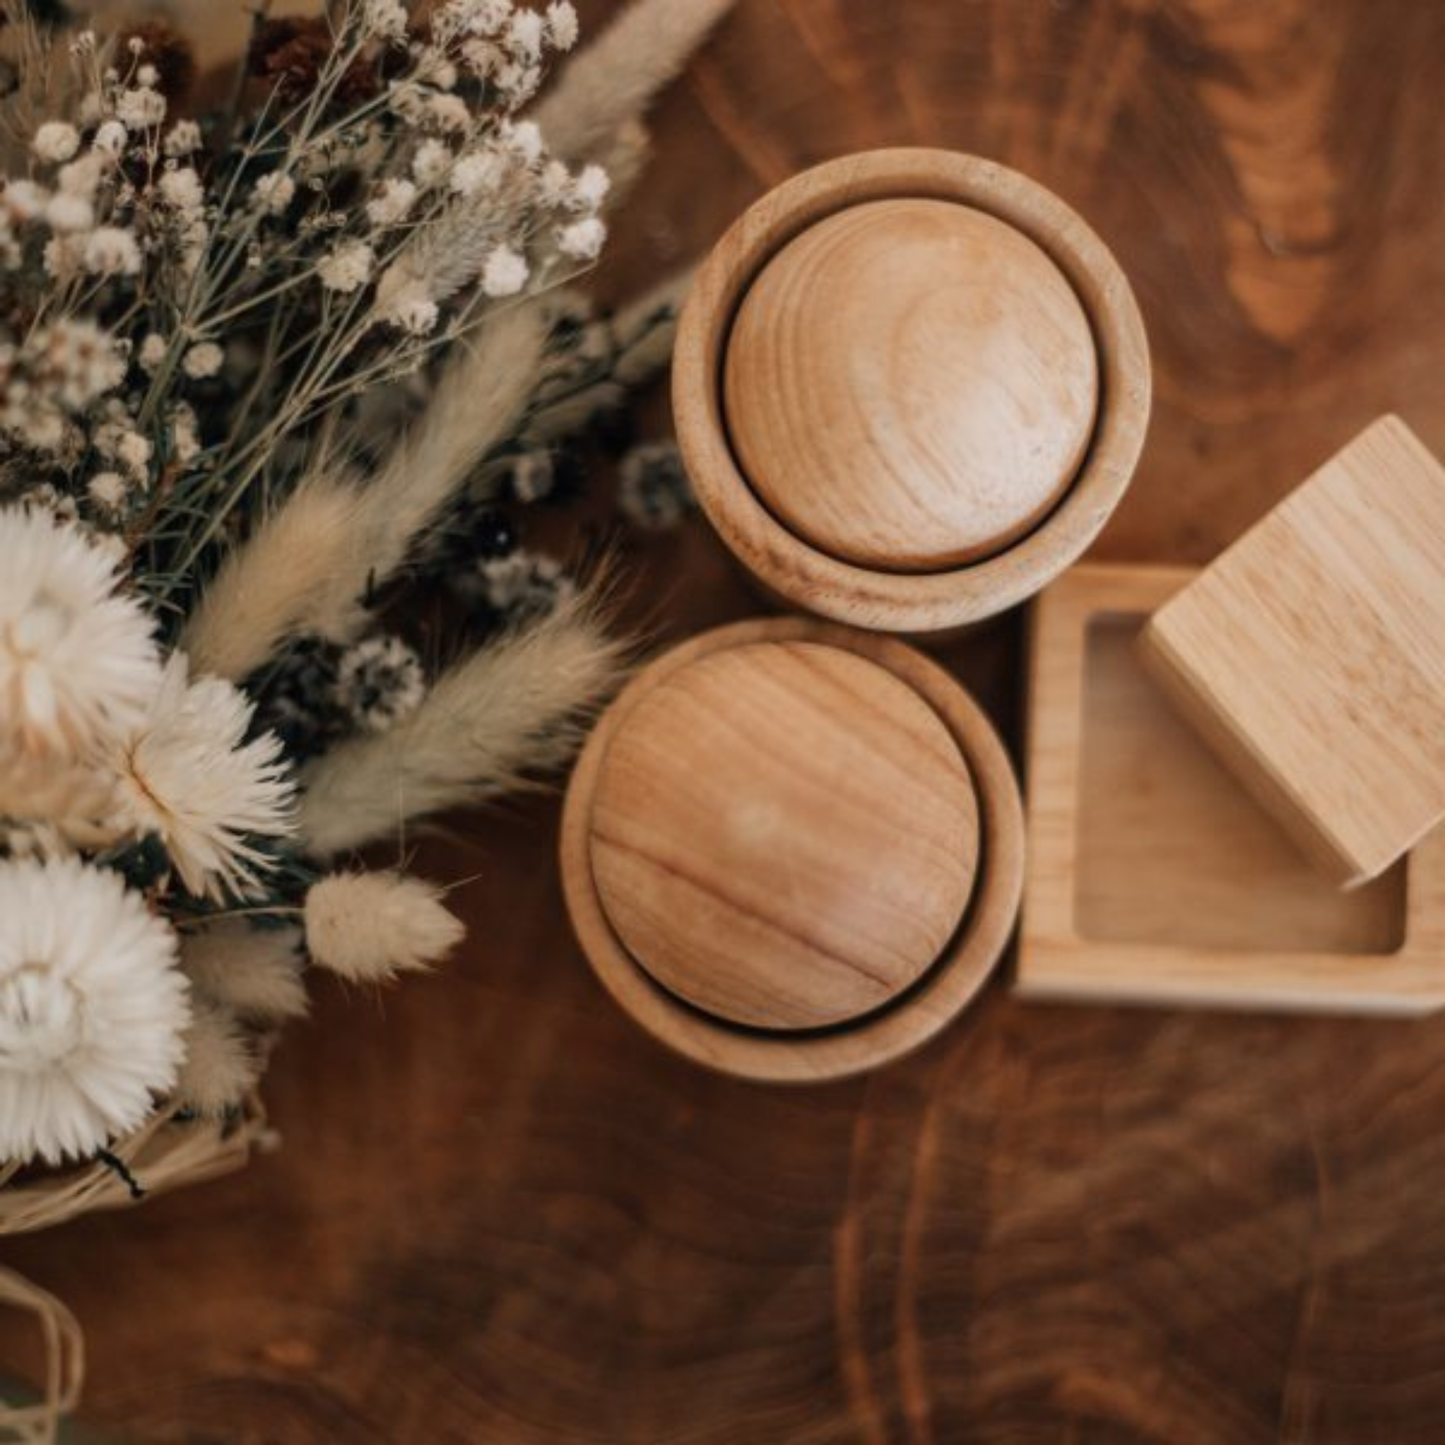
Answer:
674, 149, 1151, 633
560, 618, 1025, 1082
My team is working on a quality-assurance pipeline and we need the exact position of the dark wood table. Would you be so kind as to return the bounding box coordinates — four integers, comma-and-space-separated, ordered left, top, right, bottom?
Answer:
7, 2, 1445, 1439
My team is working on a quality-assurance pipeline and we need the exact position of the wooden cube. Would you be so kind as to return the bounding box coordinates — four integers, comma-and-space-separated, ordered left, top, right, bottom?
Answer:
1138, 415, 1445, 888
1016, 564, 1445, 1014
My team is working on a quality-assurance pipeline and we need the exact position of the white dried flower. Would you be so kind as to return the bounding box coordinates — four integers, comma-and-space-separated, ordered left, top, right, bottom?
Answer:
449, 148, 504, 197
366, 176, 417, 226
426, 93, 471, 133
138, 333, 168, 373
305, 871, 463, 982
58, 154, 104, 202
545, 1, 578, 49
87, 471, 129, 514
110, 655, 296, 901
183, 341, 224, 379
169, 402, 201, 464
253, 171, 295, 215
416, 50, 458, 90
363, 0, 409, 40
28, 318, 126, 408
494, 60, 541, 103
317, 239, 375, 293
44, 192, 93, 233
506, 9, 545, 59
163, 120, 202, 157
115, 87, 167, 130
137, 64, 160, 87
92, 120, 129, 157
32, 122, 80, 164
557, 216, 605, 260
538, 159, 571, 205
481, 243, 528, 296
46, 235, 85, 281
571, 163, 610, 210
115, 430, 152, 478
0, 508, 160, 756
334, 635, 425, 733
77, 91, 103, 126
2, 180, 49, 223
0, 856, 189, 1166
82, 226, 142, 276
158, 167, 204, 214
381, 281, 439, 335
412, 138, 452, 186
500, 118, 543, 163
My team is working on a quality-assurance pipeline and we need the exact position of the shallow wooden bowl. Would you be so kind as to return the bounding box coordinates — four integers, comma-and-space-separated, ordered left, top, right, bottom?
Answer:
559, 617, 1025, 1082
673, 148, 1151, 634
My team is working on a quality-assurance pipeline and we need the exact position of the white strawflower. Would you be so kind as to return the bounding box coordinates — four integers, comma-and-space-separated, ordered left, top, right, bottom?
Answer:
182, 341, 224, 379
32, 122, 80, 164
115, 87, 166, 129
82, 226, 142, 276
87, 471, 129, 514
253, 171, 295, 215
305, 871, 464, 982
317, 239, 375, 294
0, 856, 190, 1166
0, 508, 160, 757
481, 243, 528, 296
545, 1, 578, 49
366, 177, 417, 226
163, 120, 202, 157
557, 216, 605, 260
110, 655, 296, 901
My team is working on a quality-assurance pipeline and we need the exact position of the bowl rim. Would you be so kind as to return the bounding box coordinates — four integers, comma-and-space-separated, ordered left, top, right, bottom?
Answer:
671, 147, 1152, 633
558, 616, 1026, 1082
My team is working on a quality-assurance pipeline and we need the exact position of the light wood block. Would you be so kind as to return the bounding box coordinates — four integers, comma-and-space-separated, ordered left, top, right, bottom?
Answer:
561, 617, 1025, 1082
1138, 415, 1445, 887
673, 148, 1150, 634
1017, 563, 1445, 1014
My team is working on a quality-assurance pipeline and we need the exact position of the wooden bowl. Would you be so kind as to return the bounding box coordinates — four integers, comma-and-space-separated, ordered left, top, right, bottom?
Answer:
559, 618, 1025, 1082
673, 149, 1151, 633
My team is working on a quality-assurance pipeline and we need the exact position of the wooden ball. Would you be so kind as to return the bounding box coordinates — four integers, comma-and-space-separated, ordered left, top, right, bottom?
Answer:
724, 198, 1099, 572
587, 640, 980, 1031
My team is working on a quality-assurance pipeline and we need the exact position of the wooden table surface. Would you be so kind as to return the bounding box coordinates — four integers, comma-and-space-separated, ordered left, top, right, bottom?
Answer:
7, 2, 1445, 1440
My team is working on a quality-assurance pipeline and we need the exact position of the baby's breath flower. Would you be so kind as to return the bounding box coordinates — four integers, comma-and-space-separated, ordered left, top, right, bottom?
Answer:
412, 138, 452, 186
92, 120, 129, 157
58, 154, 104, 200
494, 61, 541, 104
416, 50, 458, 90
183, 341, 224, 379
426, 94, 471, 133
82, 226, 142, 276
32, 122, 80, 164
137, 63, 160, 86
571, 163, 610, 210
506, 9, 545, 60
545, 1, 578, 49
44, 192, 93, 234
365, 177, 417, 226
557, 215, 605, 260
158, 167, 204, 214
538, 158, 570, 205
318, 239, 375, 293
163, 120, 203, 158
42, 234, 83, 279
87, 471, 129, 514
138, 333, 168, 373
115, 87, 167, 130
499, 118, 543, 163
168, 402, 200, 464
449, 149, 503, 197
2, 181, 49, 223
382, 282, 439, 335
481, 243, 528, 297
253, 171, 296, 216
115, 430, 152, 478
363, 0, 409, 40
29, 320, 126, 408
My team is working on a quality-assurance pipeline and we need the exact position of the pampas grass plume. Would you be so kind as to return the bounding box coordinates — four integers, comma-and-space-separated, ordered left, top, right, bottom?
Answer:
304, 871, 464, 983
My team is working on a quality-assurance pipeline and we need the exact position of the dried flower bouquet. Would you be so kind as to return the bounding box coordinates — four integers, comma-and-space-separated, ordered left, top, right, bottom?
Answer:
0, 0, 729, 1284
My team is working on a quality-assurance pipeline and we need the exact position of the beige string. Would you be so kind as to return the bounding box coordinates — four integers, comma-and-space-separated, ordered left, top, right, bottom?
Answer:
0, 1266, 82, 1445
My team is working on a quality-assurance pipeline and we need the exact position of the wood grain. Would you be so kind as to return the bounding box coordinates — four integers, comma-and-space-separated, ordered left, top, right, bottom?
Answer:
561, 618, 1023, 1082
1016, 564, 1445, 1013
587, 637, 980, 1031
724, 197, 1098, 570
5, 1, 1445, 1439
1139, 415, 1445, 887
673, 146, 1150, 633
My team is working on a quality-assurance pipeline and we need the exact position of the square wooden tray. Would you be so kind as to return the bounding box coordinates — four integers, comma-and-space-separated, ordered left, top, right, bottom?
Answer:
1015, 563, 1445, 1013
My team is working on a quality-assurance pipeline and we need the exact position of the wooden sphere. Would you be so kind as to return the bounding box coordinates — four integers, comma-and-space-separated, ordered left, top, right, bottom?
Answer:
560, 618, 1027, 1083
673, 149, 1152, 634
587, 640, 979, 1030
725, 198, 1098, 571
